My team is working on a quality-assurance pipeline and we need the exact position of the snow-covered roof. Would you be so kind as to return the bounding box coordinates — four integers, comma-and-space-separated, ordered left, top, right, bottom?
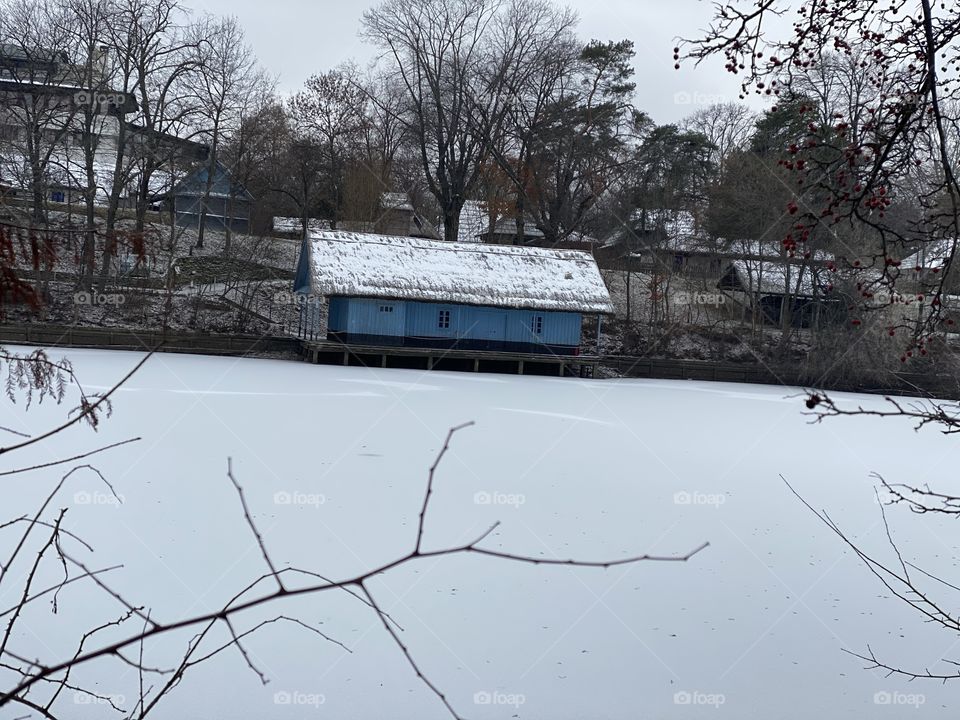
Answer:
273, 217, 331, 234
563, 231, 599, 246
450, 199, 489, 243
297, 231, 614, 313
484, 218, 545, 239
662, 210, 698, 244
720, 259, 822, 296
901, 239, 955, 270
172, 162, 252, 200
721, 238, 834, 262
380, 192, 414, 212
604, 209, 706, 252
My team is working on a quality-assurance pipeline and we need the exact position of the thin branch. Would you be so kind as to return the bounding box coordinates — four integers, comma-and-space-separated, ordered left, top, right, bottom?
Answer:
226, 458, 285, 592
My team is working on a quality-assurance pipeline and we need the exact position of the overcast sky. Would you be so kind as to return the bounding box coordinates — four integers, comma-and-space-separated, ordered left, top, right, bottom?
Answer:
188, 0, 772, 125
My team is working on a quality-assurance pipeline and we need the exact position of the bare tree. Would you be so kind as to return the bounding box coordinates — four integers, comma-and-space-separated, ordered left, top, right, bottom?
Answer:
362, 0, 523, 242
289, 66, 367, 229
483, 4, 579, 242
680, 101, 755, 176
0, 0, 77, 228
185, 14, 268, 251
0, 0, 82, 304
270, 101, 327, 240
118, 0, 198, 235
58, 0, 116, 290
356, 68, 409, 192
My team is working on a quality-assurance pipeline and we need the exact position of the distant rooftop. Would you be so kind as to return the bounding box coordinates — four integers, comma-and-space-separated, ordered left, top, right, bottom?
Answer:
720, 259, 824, 296
380, 192, 415, 212
901, 239, 955, 270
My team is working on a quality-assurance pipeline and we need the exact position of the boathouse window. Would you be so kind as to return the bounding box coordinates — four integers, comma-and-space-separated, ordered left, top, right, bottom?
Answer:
378, 305, 394, 313
438, 309, 451, 328
531, 315, 543, 335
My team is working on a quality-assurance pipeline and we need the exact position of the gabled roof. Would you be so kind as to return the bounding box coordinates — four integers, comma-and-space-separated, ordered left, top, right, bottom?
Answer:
451, 199, 489, 243
380, 192, 414, 212
901, 239, 955, 270
273, 217, 332, 234
720, 239, 834, 262
0, 45, 69, 79
126, 122, 208, 159
483, 218, 545, 239
171, 162, 253, 201
602, 209, 705, 252
719, 259, 823, 296
375, 192, 440, 239
295, 231, 614, 313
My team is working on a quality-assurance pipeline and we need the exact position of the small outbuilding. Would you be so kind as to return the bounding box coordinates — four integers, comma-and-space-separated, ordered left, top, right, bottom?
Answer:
374, 192, 439, 239
477, 217, 546, 246
170, 162, 252, 233
718, 258, 840, 327
900, 239, 957, 290
293, 231, 613, 355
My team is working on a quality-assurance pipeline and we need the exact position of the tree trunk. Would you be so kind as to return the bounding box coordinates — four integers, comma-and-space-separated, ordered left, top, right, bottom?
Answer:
197, 131, 220, 249
78, 121, 98, 291
514, 194, 526, 245
443, 208, 460, 243
625, 268, 632, 325
224, 191, 234, 255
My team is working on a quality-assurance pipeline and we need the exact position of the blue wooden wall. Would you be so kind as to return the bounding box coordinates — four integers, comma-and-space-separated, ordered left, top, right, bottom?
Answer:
326, 297, 583, 350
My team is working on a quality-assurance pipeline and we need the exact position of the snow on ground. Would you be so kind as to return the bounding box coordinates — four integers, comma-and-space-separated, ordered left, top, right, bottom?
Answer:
2, 348, 958, 719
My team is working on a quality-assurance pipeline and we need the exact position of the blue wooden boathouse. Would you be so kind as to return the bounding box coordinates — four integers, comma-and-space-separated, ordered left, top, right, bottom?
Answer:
293, 231, 613, 355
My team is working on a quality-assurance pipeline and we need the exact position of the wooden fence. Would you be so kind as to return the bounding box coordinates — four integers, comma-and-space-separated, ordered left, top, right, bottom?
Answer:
0, 323, 301, 357
601, 355, 959, 399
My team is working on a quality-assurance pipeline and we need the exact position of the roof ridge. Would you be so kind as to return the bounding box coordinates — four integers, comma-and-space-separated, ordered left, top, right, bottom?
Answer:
312, 231, 593, 261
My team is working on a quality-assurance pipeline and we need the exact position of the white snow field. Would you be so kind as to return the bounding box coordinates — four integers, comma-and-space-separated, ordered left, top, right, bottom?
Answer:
1, 348, 957, 719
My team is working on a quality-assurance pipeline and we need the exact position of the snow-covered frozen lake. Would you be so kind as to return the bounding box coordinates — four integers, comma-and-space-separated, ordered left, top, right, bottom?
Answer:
2, 348, 957, 719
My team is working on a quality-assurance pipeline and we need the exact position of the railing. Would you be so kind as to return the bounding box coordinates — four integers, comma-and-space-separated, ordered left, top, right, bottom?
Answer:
601, 355, 959, 399
0, 323, 301, 356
